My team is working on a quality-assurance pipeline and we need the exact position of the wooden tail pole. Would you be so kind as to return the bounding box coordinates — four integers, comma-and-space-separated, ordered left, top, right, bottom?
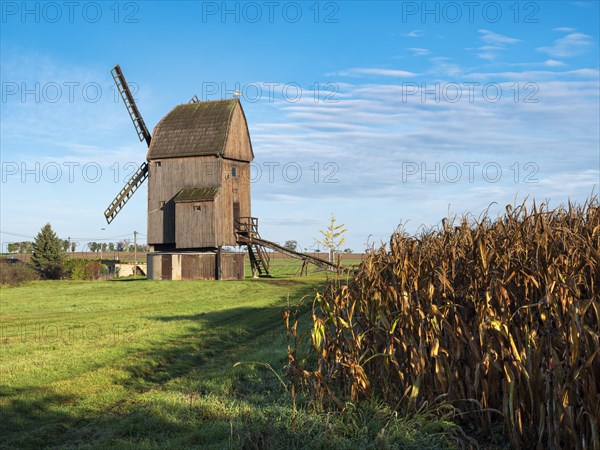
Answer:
235, 216, 336, 276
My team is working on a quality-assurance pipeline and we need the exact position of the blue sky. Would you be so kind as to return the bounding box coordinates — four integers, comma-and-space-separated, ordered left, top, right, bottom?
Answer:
1, 1, 599, 252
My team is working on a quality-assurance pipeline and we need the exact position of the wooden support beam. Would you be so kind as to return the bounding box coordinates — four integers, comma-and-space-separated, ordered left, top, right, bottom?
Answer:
216, 246, 222, 280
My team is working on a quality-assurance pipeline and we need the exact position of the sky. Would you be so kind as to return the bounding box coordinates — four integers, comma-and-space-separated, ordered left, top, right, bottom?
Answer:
1, 0, 599, 252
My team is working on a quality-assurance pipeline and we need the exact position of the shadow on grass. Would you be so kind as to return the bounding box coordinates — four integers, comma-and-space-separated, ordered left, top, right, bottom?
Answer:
248, 279, 303, 286
109, 277, 147, 282
0, 282, 318, 449
152, 312, 208, 322
0, 386, 80, 449
0, 385, 223, 449
125, 281, 316, 392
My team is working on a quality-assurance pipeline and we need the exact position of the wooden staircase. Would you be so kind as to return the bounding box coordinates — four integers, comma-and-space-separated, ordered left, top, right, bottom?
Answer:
235, 217, 271, 277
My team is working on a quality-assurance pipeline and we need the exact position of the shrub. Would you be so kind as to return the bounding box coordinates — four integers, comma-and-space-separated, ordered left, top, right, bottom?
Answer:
66, 259, 109, 280
0, 260, 39, 286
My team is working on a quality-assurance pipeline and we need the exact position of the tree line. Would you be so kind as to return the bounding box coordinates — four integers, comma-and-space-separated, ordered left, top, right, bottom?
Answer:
14, 223, 148, 280
6, 240, 148, 254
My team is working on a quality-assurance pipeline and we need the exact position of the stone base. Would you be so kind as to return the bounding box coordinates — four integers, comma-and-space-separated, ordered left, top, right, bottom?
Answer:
147, 251, 245, 280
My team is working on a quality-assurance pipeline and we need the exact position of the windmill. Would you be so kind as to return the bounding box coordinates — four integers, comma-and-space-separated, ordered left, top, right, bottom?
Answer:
104, 64, 336, 280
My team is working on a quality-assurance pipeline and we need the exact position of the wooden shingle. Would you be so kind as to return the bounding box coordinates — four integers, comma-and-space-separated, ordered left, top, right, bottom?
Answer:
148, 99, 239, 160
174, 186, 220, 203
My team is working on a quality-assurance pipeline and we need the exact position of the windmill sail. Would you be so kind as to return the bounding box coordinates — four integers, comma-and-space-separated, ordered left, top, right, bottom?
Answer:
104, 162, 148, 224
104, 64, 152, 224
111, 64, 151, 146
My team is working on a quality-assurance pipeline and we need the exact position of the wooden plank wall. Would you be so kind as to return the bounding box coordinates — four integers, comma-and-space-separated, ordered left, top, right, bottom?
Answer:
175, 201, 216, 248
221, 253, 245, 279
224, 103, 254, 162
148, 156, 220, 245
216, 159, 251, 245
180, 254, 215, 280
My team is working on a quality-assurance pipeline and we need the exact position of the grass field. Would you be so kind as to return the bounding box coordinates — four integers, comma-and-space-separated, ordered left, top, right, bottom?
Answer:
0, 259, 460, 449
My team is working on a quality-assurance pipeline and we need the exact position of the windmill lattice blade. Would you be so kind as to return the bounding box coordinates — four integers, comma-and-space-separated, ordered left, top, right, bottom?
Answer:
111, 64, 152, 147
104, 162, 149, 224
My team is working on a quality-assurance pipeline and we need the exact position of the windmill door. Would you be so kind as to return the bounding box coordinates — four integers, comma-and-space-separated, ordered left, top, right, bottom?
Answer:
233, 202, 240, 226
175, 201, 216, 248
161, 254, 172, 280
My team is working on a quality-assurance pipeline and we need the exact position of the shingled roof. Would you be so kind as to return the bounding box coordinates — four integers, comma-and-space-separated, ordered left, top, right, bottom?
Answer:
147, 99, 247, 160
174, 187, 220, 203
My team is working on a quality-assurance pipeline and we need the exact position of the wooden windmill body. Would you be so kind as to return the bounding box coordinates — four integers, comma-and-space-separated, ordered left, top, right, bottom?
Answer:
104, 64, 334, 280
147, 100, 252, 250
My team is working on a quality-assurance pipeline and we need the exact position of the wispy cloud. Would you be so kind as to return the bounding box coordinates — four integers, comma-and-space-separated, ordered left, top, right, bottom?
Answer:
571, 1, 595, 7
428, 57, 463, 77
253, 71, 599, 219
510, 59, 569, 68
408, 48, 431, 56
402, 30, 424, 38
478, 29, 521, 46
544, 59, 567, 67
537, 32, 593, 57
553, 27, 576, 32
329, 68, 417, 78
465, 68, 598, 81
476, 29, 520, 60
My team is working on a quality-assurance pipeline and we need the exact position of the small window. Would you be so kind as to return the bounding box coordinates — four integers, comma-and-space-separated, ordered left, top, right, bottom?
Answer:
155, 161, 162, 167
232, 166, 237, 177
194, 205, 201, 211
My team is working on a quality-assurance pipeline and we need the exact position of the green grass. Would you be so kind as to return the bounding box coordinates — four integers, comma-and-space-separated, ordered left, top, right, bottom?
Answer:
1, 259, 459, 449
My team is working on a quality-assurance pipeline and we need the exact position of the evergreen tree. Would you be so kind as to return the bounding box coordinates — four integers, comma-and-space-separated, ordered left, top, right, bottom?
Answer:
31, 223, 66, 279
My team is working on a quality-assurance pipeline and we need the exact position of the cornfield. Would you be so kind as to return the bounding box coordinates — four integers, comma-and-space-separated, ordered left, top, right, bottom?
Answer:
285, 197, 600, 449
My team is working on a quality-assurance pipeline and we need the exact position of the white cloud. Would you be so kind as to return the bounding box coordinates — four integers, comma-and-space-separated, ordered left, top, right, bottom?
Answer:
477, 51, 497, 61
544, 59, 567, 67
465, 68, 598, 81
478, 29, 521, 45
571, 1, 595, 7
331, 68, 417, 78
428, 57, 463, 77
402, 30, 424, 38
476, 30, 520, 60
553, 27, 576, 32
408, 48, 431, 56
537, 32, 593, 57
255, 75, 598, 200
